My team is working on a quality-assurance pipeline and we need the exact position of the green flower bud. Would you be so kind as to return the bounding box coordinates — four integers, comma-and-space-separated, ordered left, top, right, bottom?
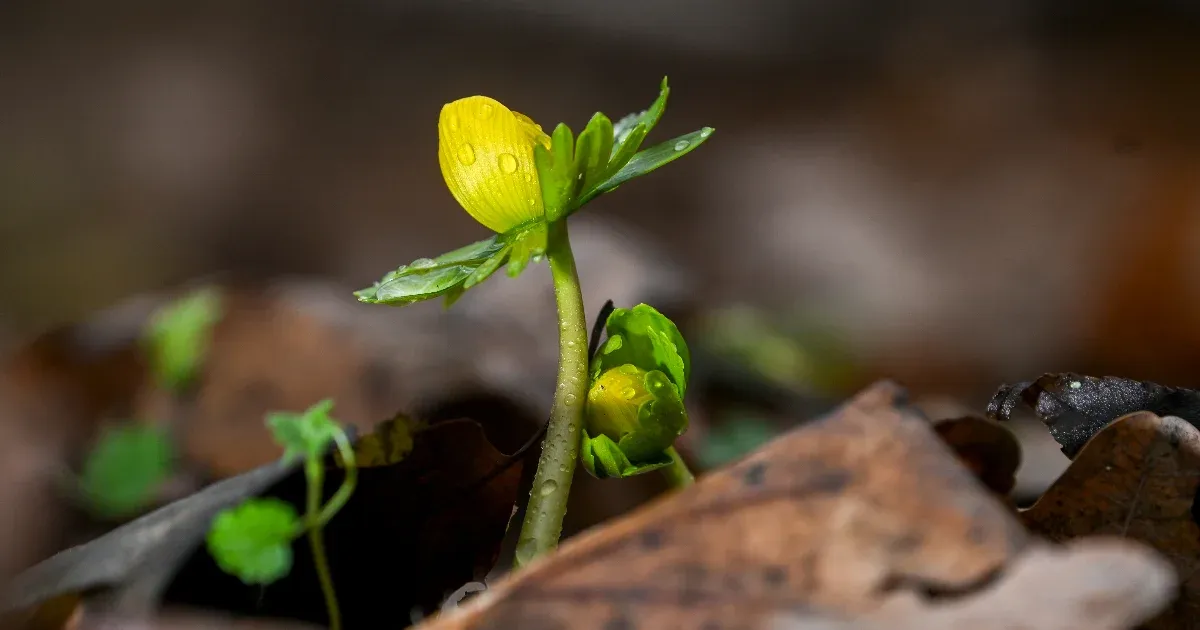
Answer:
580, 304, 691, 479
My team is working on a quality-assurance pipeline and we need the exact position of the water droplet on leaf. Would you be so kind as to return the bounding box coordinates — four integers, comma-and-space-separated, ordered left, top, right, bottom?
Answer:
409, 258, 436, 269
498, 153, 518, 173
700, 128, 712, 138
457, 143, 476, 165
674, 140, 690, 151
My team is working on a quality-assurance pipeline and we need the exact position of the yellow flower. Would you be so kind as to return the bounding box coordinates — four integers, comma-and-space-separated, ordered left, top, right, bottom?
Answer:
438, 96, 552, 233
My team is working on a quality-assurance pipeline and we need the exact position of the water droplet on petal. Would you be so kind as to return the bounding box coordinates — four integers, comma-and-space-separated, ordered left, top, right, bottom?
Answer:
674, 140, 690, 151
621, 387, 638, 400
498, 153, 518, 173
523, 172, 533, 183
457, 143, 476, 165
527, 198, 536, 206
448, 115, 460, 131
540, 480, 559, 496
480, 102, 495, 118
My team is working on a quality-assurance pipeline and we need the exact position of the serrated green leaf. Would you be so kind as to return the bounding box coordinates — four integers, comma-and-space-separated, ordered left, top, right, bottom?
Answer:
592, 304, 691, 398
267, 399, 340, 462
206, 498, 300, 585
79, 424, 173, 519
574, 113, 613, 195
144, 287, 223, 392
539, 123, 578, 222
587, 127, 713, 202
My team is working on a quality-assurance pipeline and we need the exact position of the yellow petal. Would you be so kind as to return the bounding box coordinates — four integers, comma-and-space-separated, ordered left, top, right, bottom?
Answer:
438, 96, 551, 233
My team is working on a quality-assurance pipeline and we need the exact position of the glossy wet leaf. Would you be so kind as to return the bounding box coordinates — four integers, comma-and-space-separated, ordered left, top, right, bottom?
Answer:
610, 76, 669, 157
592, 304, 690, 398
574, 112, 614, 196
79, 424, 173, 519
205, 498, 300, 585
266, 399, 340, 462
144, 286, 222, 392
581, 127, 714, 205
987, 373, 1200, 457
355, 222, 545, 307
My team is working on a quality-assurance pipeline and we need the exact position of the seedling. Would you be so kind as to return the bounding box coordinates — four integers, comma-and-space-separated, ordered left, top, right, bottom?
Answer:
205, 399, 358, 630
357, 78, 713, 566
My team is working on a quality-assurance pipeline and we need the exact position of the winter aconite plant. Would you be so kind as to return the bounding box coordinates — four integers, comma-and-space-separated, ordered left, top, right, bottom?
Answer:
206, 399, 357, 630
357, 78, 711, 566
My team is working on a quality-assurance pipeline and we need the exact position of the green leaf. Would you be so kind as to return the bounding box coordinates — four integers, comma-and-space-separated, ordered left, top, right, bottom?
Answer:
266, 399, 340, 462
581, 430, 674, 479
539, 123, 578, 223
505, 221, 547, 277
584, 127, 714, 204
355, 234, 512, 307
592, 303, 691, 398
206, 498, 300, 585
79, 424, 173, 519
611, 76, 669, 157
574, 113, 614, 195
144, 287, 223, 392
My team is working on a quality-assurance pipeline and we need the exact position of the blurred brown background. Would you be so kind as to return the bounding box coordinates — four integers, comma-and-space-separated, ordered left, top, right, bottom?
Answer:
6, 0, 1200, 403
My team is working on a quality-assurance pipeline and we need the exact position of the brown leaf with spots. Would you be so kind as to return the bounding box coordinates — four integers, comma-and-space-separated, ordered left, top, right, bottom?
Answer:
1022, 411, 1200, 629
419, 382, 1034, 630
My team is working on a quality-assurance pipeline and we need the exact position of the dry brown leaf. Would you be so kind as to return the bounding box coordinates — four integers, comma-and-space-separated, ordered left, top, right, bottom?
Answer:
420, 381, 1029, 630
771, 540, 1173, 630
1022, 411, 1200, 629
932, 416, 1021, 498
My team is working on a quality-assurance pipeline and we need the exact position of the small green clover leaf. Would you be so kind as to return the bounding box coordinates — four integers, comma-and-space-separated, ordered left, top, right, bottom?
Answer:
144, 287, 222, 392
591, 303, 690, 399
79, 424, 173, 519
267, 399, 340, 462
206, 498, 301, 585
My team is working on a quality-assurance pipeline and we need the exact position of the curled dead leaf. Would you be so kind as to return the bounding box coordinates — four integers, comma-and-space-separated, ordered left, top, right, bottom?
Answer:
932, 416, 1021, 498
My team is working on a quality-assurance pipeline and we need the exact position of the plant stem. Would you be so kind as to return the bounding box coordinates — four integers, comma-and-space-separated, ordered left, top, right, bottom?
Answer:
513, 219, 589, 568
305, 458, 342, 630
661, 446, 695, 488
313, 430, 358, 528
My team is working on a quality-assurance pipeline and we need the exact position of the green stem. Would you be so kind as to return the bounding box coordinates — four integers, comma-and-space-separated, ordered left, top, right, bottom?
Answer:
305, 458, 342, 630
312, 429, 357, 528
513, 219, 589, 568
661, 446, 695, 488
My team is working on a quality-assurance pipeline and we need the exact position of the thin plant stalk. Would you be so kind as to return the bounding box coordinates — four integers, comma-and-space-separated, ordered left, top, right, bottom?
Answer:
661, 446, 695, 488
513, 219, 589, 568
305, 458, 342, 630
